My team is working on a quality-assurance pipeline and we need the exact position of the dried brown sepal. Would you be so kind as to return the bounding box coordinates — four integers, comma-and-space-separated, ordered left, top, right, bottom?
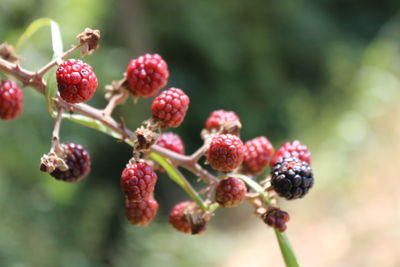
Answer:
39, 152, 68, 174
104, 78, 129, 101
0, 43, 19, 63
76, 28, 101, 56
184, 202, 211, 235
135, 127, 159, 151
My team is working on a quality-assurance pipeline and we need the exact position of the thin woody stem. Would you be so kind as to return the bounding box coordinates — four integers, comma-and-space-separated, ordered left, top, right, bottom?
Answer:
36, 44, 82, 77
50, 105, 64, 153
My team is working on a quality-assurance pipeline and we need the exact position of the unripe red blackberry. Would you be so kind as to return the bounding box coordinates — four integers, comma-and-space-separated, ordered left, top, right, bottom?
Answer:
271, 157, 314, 200
270, 140, 311, 167
169, 201, 208, 234
121, 162, 158, 201
126, 53, 169, 97
206, 134, 244, 172
205, 110, 241, 131
152, 88, 190, 128
125, 198, 159, 226
50, 143, 91, 182
156, 132, 185, 171
262, 208, 290, 232
242, 136, 274, 174
56, 59, 98, 103
0, 80, 23, 120
215, 177, 246, 208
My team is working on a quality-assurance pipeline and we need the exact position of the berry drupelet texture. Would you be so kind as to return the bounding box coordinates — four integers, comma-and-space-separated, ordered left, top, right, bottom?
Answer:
0, 80, 23, 120
263, 208, 290, 232
206, 134, 245, 172
156, 132, 185, 171
152, 88, 190, 128
242, 136, 274, 175
270, 140, 311, 167
205, 109, 241, 131
271, 157, 314, 200
215, 177, 246, 208
121, 162, 158, 201
125, 198, 159, 226
126, 53, 169, 97
56, 59, 98, 103
50, 143, 91, 182
156, 132, 185, 155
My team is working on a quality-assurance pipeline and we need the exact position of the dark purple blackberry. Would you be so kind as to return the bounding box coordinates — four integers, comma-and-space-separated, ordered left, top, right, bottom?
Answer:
51, 143, 91, 182
270, 157, 313, 200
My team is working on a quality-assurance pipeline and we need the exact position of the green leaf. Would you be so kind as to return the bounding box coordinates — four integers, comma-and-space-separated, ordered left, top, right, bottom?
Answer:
16, 18, 63, 114
275, 230, 300, 267
62, 114, 123, 140
16, 18, 63, 54
149, 152, 208, 210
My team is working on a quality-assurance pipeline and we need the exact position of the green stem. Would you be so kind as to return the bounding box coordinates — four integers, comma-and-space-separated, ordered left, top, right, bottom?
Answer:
275, 230, 300, 267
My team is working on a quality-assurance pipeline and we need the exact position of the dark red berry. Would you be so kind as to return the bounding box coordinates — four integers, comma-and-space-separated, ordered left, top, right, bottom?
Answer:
121, 162, 158, 201
215, 177, 246, 208
205, 110, 240, 131
50, 143, 91, 182
152, 88, 190, 128
242, 136, 274, 174
262, 208, 290, 232
169, 201, 208, 234
125, 198, 159, 226
156, 132, 185, 171
270, 140, 311, 167
56, 59, 98, 103
126, 53, 169, 97
206, 134, 244, 172
0, 80, 23, 120
271, 157, 314, 200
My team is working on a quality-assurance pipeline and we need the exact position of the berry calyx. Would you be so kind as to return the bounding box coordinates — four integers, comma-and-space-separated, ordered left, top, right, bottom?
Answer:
169, 201, 208, 234
156, 132, 185, 171
270, 140, 311, 167
126, 53, 169, 97
151, 88, 190, 128
125, 198, 159, 226
50, 143, 91, 182
204, 109, 241, 133
262, 208, 290, 232
56, 59, 98, 103
271, 157, 314, 200
121, 162, 158, 201
0, 80, 23, 120
206, 134, 245, 172
215, 177, 246, 208
242, 136, 274, 174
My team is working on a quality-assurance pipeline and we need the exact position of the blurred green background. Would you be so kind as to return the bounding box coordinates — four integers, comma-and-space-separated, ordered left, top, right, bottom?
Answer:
1, 0, 400, 266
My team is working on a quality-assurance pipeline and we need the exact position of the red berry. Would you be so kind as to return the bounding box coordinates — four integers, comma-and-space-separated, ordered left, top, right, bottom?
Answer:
206, 134, 244, 172
215, 177, 246, 208
50, 143, 91, 182
157, 132, 185, 155
156, 132, 185, 171
242, 136, 274, 174
0, 80, 23, 120
169, 201, 208, 234
125, 198, 159, 226
56, 59, 98, 103
205, 110, 240, 131
152, 88, 190, 128
126, 53, 169, 97
121, 162, 158, 201
262, 208, 290, 232
270, 140, 311, 167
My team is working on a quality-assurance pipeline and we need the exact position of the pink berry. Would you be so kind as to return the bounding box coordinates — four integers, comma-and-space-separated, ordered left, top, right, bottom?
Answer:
270, 140, 311, 167
215, 177, 246, 208
205, 110, 240, 131
121, 162, 158, 201
125, 198, 159, 226
242, 136, 274, 174
0, 80, 23, 120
